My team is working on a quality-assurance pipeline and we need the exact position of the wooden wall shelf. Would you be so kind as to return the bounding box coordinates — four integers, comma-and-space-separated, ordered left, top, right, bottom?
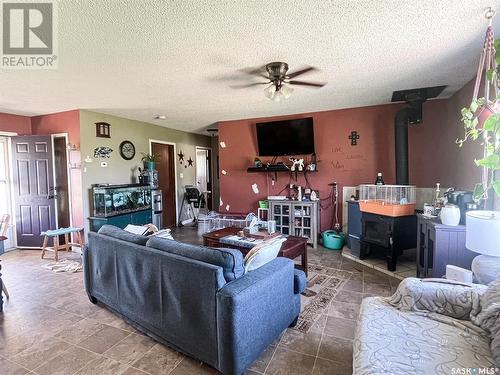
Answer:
246, 166, 318, 173
247, 166, 318, 180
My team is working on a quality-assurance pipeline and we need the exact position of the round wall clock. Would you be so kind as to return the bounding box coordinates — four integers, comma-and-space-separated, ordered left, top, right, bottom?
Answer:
119, 140, 135, 160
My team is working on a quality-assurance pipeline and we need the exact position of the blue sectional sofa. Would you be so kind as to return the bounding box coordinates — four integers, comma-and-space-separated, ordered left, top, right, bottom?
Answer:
83, 225, 306, 375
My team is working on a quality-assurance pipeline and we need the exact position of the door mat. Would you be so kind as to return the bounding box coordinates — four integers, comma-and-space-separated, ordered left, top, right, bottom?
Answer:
42, 259, 82, 273
292, 264, 352, 333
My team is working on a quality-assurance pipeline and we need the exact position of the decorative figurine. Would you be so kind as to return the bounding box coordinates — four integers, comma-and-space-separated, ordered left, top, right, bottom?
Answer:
289, 157, 304, 172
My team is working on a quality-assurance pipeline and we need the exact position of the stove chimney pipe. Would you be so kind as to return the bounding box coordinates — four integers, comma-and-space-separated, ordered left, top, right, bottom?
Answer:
391, 86, 446, 185
395, 107, 411, 185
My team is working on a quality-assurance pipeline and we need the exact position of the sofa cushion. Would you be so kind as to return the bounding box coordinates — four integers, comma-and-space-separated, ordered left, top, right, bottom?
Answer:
354, 296, 494, 374
472, 277, 500, 365
98, 225, 149, 246
146, 237, 244, 282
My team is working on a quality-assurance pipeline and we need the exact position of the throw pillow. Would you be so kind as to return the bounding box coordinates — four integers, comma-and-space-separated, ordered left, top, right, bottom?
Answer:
389, 277, 485, 320
244, 237, 287, 273
471, 276, 500, 365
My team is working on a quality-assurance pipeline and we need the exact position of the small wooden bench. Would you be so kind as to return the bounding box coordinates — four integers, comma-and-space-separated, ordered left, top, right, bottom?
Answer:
41, 227, 84, 261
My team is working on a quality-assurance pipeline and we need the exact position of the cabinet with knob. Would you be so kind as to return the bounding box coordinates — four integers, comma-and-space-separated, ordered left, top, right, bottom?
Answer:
416, 214, 478, 278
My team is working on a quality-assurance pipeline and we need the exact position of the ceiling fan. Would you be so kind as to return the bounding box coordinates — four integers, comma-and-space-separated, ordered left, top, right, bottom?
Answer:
231, 62, 327, 101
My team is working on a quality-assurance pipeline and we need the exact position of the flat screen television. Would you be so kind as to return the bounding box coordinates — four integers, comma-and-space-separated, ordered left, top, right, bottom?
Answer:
256, 117, 315, 156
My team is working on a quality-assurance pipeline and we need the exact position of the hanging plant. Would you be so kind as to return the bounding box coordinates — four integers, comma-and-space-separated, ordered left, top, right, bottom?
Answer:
457, 12, 500, 203
458, 93, 500, 201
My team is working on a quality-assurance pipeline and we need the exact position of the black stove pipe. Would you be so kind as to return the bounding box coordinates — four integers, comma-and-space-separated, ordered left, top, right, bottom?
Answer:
395, 107, 410, 185
392, 86, 446, 185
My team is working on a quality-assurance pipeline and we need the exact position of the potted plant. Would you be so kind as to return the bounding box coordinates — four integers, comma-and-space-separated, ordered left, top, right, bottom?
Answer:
141, 153, 160, 171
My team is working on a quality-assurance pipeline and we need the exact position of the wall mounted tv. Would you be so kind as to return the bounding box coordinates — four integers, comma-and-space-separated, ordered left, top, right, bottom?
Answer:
256, 117, 315, 156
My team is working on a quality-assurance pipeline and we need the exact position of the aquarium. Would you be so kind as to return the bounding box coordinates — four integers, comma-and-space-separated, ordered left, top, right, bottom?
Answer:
92, 184, 152, 217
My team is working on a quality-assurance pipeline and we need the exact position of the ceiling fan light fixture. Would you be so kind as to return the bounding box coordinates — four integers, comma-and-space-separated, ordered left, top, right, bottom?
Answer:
272, 90, 284, 102
281, 84, 293, 99
264, 84, 277, 100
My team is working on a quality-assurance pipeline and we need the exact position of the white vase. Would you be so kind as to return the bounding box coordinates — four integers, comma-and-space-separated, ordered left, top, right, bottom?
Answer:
440, 204, 461, 226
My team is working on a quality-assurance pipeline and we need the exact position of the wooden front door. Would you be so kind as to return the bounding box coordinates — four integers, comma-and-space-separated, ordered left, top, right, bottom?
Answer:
11, 136, 56, 247
151, 142, 176, 227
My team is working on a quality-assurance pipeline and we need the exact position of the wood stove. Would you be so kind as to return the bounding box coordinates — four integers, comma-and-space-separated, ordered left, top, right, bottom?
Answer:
359, 212, 417, 271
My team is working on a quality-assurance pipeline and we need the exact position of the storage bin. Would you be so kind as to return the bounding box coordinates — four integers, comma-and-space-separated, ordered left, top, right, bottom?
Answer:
322, 230, 345, 250
258, 200, 268, 209
197, 212, 255, 234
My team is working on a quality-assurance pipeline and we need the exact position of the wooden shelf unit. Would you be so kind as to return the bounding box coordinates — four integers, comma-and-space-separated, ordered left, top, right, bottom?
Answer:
268, 200, 320, 247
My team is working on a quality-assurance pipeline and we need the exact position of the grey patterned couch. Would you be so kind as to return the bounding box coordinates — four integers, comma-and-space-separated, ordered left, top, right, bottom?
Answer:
354, 278, 499, 374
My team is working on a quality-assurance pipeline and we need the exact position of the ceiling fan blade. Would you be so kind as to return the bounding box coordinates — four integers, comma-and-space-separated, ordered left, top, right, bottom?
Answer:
288, 80, 326, 88
286, 66, 316, 79
239, 66, 269, 80
230, 82, 270, 89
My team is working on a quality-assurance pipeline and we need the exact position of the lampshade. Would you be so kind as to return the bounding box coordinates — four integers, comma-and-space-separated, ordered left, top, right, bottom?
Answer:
272, 90, 283, 102
264, 84, 276, 100
466, 210, 500, 256
280, 84, 294, 99
264, 84, 293, 101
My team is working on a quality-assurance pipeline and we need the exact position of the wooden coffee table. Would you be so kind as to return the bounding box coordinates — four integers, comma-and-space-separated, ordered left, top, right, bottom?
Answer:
202, 226, 308, 275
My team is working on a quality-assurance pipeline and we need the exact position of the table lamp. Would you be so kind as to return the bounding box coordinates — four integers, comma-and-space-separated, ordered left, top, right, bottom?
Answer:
466, 210, 500, 284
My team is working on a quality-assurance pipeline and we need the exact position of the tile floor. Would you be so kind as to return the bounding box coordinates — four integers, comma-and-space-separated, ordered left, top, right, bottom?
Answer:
342, 247, 418, 280
0, 228, 401, 375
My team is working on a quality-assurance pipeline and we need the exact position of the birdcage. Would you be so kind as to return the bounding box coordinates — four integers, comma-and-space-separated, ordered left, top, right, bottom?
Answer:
359, 184, 416, 217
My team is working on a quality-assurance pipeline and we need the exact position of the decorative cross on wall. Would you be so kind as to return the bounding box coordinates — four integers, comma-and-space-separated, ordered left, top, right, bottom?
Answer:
348, 131, 360, 146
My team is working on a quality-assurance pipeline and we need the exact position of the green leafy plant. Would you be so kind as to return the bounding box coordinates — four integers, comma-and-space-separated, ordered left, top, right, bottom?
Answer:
140, 152, 160, 163
457, 40, 500, 201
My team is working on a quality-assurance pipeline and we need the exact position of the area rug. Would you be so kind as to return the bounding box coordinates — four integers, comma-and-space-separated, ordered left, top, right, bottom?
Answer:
42, 259, 82, 273
292, 264, 352, 333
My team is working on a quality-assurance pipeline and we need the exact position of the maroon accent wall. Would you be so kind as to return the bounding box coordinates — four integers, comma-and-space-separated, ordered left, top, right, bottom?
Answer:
409, 79, 481, 190
0, 110, 84, 228
31, 110, 83, 227
0, 112, 32, 134
219, 79, 479, 231
31, 110, 80, 147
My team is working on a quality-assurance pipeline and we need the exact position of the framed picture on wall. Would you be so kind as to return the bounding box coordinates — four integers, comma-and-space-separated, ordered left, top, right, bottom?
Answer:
95, 122, 111, 138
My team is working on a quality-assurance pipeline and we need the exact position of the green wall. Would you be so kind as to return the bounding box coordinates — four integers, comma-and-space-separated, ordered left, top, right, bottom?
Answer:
80, 110, 212, 233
